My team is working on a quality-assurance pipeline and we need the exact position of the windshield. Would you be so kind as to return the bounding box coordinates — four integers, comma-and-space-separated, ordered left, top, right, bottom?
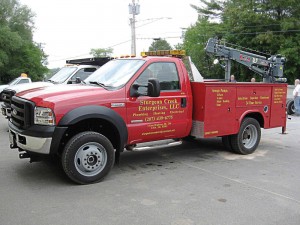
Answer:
48, 67, 77, 83
8, 78, 19, 86
85, 59, 145, 88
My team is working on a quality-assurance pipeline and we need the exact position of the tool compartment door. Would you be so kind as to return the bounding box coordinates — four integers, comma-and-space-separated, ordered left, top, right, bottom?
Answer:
269, 85, 287, 128
191, 83, 237, 138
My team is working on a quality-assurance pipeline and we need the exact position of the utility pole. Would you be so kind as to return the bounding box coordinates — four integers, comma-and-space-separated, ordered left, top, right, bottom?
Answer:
128, 0, 140, 55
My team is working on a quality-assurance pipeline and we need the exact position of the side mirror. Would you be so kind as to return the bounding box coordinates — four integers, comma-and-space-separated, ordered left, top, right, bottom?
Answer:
75, 77, 82, 84
130, 78, 160, 97
130, 83, 141, 97
147, 78, 160, 97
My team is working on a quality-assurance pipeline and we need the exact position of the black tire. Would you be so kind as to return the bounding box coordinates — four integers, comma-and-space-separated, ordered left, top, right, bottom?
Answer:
182, 135, 196, 142
222, 135, 233, 151
286, 99, 295, 115
61, 131, 115, 184
230, 118, 261, 155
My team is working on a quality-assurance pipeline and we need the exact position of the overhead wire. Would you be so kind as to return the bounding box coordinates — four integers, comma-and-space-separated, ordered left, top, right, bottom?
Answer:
48, 40, 132, 63
48, 27, 300, 63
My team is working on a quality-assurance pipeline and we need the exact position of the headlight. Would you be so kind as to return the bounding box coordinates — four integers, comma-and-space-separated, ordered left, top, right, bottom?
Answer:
34, 107, 55, 125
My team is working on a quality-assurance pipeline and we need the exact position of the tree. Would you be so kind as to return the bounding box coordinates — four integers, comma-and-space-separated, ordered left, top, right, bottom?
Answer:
148, 39, 172, 51
0, 0, 48, 83
90, 48, 113, 57
183, 17, 225, 79
191, 0, 224, 21
185, 0, 300, 83
174, 43, 184, 50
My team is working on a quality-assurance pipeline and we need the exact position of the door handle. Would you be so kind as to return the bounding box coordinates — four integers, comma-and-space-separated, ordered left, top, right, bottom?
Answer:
181, 98, 187, 108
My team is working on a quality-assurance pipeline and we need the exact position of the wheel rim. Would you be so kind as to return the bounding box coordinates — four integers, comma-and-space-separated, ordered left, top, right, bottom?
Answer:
74, 142, 107, 177
241, 124, 257, 149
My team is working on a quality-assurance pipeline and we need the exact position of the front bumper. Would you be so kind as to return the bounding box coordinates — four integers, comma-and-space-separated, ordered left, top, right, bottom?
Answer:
8, 121, 55, 155
1, 103, 11, 117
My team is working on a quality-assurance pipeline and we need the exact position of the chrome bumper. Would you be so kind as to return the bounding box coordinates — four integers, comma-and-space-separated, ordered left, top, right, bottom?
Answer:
9, 128, 52, 154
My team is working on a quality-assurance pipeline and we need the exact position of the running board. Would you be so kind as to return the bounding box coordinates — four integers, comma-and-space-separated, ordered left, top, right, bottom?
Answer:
133, 140, 182, 151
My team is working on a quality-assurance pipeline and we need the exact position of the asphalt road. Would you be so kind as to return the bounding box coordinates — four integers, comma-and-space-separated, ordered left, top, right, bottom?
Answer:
0, 108, 300, 225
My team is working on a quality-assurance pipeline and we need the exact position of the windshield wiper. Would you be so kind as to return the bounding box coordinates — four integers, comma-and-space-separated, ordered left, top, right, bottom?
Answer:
89, 81, 108, 87
89, 81, 115, 89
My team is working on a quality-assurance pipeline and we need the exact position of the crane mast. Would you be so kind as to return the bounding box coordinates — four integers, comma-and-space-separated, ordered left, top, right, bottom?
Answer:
205, 38, 286, 83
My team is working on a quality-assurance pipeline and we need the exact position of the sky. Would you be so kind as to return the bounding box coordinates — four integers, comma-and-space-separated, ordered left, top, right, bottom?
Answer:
20, 0, 200, 68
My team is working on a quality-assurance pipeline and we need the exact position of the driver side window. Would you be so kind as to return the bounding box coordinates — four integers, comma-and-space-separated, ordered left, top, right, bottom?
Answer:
135, 62, 180, 92
135, 67, 154, 93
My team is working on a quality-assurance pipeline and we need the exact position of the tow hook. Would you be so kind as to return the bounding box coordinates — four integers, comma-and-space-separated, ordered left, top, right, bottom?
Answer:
10, 143, 17, 149
19, 152, 42, 163
19, 153, 30, 159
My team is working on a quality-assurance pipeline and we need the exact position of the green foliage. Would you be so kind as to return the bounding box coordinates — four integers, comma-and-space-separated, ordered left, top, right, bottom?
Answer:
184, 0, 300, 83
191, 0, 224, 20
43, 68, 60, 81
183, 17, 225, 79
0, 0, 48, 83
174, 43, 184, 50
149, 39, 172, 51
90, 48, 113, 57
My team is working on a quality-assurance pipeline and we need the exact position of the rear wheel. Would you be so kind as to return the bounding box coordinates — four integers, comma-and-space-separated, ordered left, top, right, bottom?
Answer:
61, 131, 115, 184
230, 118, 261, 155
286, 99, 295, 115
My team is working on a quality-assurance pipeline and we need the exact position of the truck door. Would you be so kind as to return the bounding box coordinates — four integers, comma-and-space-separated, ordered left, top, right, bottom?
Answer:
126, 61, 190, 143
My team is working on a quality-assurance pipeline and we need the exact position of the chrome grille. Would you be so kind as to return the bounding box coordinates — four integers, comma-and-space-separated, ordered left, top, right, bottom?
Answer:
11, 96, 35, 129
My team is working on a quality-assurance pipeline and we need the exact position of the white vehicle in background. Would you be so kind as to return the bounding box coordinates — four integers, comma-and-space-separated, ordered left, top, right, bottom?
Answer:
1, 57, 111, 118
0, 76, 32, 100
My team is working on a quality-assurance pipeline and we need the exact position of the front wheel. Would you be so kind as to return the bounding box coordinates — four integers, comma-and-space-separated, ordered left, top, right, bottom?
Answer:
230, 118, 261, 155
61, 131, 115, 184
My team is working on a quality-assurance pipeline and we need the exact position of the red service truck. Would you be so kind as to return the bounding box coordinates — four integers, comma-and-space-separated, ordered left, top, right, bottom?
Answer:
8, 39, 287, 184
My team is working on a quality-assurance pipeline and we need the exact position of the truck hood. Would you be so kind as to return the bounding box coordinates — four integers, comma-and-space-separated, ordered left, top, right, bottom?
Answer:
0, 85, 9, 92
4, 82, 53, 93
17, 84, 110, 106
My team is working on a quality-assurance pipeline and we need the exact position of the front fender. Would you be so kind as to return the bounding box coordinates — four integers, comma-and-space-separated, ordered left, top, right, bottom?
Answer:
56, 105, 128, 152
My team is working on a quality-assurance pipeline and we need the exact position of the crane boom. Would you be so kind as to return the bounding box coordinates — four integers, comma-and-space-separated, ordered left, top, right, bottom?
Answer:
205, 38, 286, 83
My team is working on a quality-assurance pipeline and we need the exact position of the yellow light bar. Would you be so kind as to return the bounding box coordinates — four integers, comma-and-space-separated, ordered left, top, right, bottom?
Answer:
141, 50, 186, 57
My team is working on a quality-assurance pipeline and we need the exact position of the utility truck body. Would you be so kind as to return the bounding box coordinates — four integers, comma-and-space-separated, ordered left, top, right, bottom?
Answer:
8, 44, 287, 184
